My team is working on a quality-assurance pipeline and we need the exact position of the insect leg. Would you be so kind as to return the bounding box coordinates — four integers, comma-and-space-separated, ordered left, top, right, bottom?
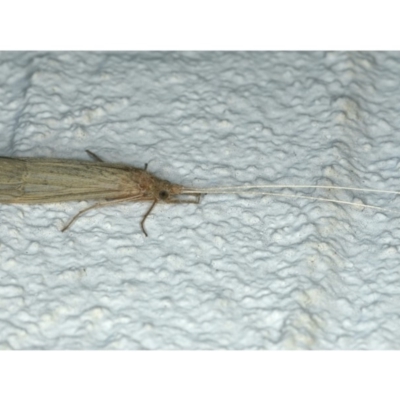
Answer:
62, 203, 104, 232
85, 150, 104, 162
61, 196, 142, 232
168, 194, 201, 204
140, 199, 157, 237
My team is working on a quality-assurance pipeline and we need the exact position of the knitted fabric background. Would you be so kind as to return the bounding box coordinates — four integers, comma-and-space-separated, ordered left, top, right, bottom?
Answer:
0, 52, 399, 349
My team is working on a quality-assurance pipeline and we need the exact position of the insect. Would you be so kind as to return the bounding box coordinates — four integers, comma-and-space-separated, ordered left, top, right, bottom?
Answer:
0, 150, 399, 236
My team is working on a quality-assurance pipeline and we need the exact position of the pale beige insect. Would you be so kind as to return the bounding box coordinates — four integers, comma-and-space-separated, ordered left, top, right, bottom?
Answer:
0, 150, 399, 236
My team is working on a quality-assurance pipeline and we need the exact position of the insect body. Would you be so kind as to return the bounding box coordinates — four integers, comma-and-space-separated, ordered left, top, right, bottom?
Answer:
0, 151, 198, 236
0, 150, 399, 236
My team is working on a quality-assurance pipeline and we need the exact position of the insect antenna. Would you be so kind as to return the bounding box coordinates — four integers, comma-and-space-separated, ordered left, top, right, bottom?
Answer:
179, 184, 400, 215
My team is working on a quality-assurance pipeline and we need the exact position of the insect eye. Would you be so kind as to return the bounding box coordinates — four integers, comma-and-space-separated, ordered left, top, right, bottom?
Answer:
159, 190, 169, 200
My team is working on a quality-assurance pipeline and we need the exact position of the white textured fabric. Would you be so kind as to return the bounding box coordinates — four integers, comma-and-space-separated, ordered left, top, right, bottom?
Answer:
0, 52, 399, 349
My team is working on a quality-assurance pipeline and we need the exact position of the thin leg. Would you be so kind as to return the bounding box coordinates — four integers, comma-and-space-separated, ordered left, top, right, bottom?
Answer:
167, 194, 201, 204
144, 163, 148, 171
62, 203, 103, 232
61, 196, 141, 232
86, 149, 104, 162
140, 199, 157, 237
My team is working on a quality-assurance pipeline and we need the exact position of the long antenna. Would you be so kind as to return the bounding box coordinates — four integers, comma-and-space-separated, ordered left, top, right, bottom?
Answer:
178, 186, 400, 215
181, 184, 400, 196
